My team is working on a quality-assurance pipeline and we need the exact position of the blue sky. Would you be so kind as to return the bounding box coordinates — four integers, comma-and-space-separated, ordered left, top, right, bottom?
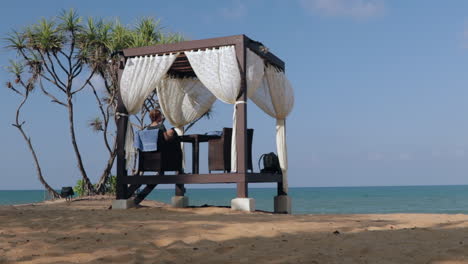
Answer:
2, 0, 468, 189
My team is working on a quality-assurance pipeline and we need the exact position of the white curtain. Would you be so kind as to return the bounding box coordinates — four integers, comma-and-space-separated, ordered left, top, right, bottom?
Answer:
185, 46, 241, 171
246, 49, 265, 98
120, 53, 178, 169
157, 77, 216, 169
248, 61, 294, 194
185, 46, 240, 104
157, 77, 216, 128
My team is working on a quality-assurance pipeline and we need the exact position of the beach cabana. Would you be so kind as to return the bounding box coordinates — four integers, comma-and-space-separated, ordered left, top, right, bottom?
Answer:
113, 35, 294, 213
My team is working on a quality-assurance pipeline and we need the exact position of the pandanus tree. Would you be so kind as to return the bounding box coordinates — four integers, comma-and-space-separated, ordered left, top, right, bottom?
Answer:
77, 17, 186, 191
5, 10, 211, 194
4, 61, 61, 198
5, 10, 97, 194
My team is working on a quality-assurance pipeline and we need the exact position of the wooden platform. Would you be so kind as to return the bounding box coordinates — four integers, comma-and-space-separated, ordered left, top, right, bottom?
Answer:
122, 173, 282, 185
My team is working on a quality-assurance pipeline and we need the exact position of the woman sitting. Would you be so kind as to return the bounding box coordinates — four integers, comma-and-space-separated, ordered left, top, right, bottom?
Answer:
134, 109, 176, 152
133, 109, 182, 174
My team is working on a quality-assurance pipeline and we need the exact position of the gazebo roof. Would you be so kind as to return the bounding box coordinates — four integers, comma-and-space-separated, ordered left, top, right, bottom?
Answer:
122, 34, 285, 78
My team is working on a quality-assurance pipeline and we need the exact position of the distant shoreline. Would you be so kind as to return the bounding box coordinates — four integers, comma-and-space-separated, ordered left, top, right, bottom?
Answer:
3, 184, 468, 191
4, 186, 468, 214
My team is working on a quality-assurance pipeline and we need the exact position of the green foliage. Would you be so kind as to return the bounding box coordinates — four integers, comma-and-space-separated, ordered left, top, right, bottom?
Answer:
88, 116, 103, 132
58, 9, 82, 32
73, 179, 86, 196
4, 31, 27, 51
6, 60, 24, 76
105, 175, 117, 195
107, 21, 133, 52
74, 176, 116, 196
26, 18, 64, 52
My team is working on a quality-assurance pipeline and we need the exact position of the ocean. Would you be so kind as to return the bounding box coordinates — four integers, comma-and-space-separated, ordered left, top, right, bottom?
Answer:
2, 185, 468, 215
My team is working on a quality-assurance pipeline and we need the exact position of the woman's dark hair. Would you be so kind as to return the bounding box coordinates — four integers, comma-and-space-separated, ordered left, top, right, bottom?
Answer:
149, 109, 162, 122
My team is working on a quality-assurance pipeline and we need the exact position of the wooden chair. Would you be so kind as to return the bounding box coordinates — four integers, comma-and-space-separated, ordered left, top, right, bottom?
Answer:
137, 130, 183, 175
130, 130, 184, 204
208, 128, 253, 173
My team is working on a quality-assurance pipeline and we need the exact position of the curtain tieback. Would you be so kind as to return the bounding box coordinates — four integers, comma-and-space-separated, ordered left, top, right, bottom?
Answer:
235, 101, 246, 105
115, 112, 129, 119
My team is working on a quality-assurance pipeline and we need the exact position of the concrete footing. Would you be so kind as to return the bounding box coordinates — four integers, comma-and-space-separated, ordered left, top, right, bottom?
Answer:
112, 199, 135, 210
171, 196, 189, 208
231, 198, 256, 212
274, 195, 292, 214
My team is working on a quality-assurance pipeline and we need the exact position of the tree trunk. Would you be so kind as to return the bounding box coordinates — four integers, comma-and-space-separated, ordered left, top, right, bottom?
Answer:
13, 91, 61, 199
94, 142, 117, 194
17, 126, 61, 199
66, 96, 95, 194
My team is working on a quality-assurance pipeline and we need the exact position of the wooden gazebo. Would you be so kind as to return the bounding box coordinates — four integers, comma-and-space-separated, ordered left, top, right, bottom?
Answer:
114, 35, 293, 213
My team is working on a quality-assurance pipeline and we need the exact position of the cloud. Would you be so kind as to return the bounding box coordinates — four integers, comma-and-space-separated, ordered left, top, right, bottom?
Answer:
219, 0, 247, 20
300, 0, 385, 19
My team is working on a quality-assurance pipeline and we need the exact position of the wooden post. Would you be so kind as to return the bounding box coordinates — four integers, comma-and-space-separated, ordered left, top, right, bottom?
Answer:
116, 55, 128, 200
281, 119, 288, 196
277, 181, 286, 196
175, 184, 185, 196
235, 35, 248, 198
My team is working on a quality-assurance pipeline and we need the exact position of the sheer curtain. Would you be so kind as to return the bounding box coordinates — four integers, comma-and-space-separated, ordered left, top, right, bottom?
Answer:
185, 46, 241, 171
156, 77, 216, 168
120, 53, 178, 169
157, 77, 215, 128
248, 50, 294, 194
119, 46, 294, 186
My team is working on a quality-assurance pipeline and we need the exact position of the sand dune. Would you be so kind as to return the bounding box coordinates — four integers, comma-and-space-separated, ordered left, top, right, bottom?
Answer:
1, 197, 468, 263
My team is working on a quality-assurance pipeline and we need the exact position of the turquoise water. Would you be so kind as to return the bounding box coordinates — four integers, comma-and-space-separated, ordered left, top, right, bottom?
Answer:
2, 186, 468, 215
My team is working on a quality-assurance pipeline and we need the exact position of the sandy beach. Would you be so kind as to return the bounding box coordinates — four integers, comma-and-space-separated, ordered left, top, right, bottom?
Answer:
1, 197, 468, 264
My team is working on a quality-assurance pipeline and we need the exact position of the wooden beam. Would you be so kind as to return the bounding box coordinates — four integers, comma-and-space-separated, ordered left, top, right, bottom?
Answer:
247, 39, 285, 71
123, 35, 244, 57
170, 66, 193, 71
246, 173, 283, 183
123, 174, 241, 184
121, 173, 281, 185
126, 184, 141, 199
122, 34, 285, 71
134, 184, 157, 205
175, 184, 185, 196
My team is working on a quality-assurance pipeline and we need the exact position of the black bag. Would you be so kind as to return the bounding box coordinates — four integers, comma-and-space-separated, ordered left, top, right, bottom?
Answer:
259, 152, 282, 174
60, 187, 74, 198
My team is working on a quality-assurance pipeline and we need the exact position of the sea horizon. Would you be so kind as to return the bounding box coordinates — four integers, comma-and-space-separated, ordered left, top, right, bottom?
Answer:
4, 183, 468, 191
3, 185, 468, 215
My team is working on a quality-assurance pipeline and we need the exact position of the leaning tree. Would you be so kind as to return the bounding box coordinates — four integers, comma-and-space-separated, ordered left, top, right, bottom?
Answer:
5, 10, 97, 193
4, 60, 61, 198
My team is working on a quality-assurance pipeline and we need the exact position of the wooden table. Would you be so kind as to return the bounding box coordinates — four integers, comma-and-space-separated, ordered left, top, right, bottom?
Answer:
180, 134, 221, 174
